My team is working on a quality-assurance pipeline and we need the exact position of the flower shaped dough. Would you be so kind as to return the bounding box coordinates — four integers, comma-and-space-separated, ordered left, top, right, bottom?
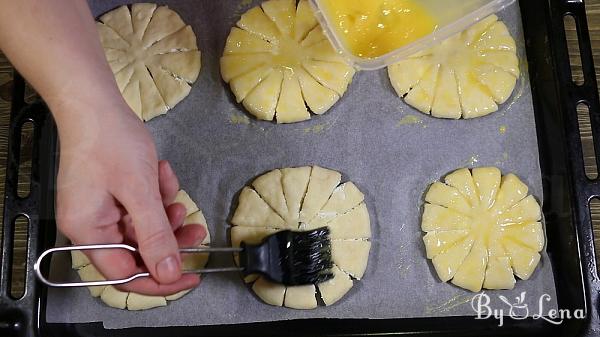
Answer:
220, 0, 356, 123
97, 4, 201, 121
388, 15, 519, 119
71, 190, 210, 310
230, 166, 371, 309
422, 167, 544, 292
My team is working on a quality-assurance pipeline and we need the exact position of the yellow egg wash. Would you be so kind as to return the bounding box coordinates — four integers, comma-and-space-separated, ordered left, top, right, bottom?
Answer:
320, 0, 438, 58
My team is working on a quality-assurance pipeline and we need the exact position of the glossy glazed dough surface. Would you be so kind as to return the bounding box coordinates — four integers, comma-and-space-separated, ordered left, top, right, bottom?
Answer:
422, 167, 544, 292
72, 189, 210, 310
220, 0, 355, 123
388, 15, 519, 119
97, 4, 201, 121
231, 166, 371, 309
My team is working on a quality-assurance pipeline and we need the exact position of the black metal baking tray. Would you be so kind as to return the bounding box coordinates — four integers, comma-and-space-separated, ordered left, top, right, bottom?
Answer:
1, 0, 599, 335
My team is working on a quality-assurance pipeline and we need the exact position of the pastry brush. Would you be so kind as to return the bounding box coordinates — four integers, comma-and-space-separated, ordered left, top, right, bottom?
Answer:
34, 227, 333, 287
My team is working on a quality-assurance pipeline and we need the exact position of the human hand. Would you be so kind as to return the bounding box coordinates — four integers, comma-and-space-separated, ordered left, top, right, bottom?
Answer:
55, 102, 206, 296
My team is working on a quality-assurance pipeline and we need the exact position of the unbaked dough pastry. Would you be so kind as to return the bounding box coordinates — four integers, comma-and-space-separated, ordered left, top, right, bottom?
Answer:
71, 189, 210, 310
422, 167, 544, 292
97, 4, 201, 121
231, 166, 371, 309
388, 15, 518, 119
220, 0, 355, 123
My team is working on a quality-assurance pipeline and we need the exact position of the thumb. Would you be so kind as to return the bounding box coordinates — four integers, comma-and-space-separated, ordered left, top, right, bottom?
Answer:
115, 177, 181, 284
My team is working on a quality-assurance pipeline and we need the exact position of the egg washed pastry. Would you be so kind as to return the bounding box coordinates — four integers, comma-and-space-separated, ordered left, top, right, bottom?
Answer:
220, 0, 356, 123
422, 167, 544, 292
231, 166, 371, 309
388, 15, 519, 119
97, 4, 201, 121
71, 190, 210, 310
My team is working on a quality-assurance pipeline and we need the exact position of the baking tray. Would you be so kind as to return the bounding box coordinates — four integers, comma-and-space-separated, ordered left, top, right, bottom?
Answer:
0, 0, 598, 335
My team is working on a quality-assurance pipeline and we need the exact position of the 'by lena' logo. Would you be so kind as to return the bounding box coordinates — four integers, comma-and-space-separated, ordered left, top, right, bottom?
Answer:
471, 291, 585, 327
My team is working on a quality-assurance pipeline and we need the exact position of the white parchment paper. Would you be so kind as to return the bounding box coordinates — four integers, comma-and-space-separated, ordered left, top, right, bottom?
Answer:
46, 0, 558, 329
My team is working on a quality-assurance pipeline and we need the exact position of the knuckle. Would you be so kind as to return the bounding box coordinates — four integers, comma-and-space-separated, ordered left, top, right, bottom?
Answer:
114, 256, 137, 273
56, 210, 82, 237
138, 227, 175, 253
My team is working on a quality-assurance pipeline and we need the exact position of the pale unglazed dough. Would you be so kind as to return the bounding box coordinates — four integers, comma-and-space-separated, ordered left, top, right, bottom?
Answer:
230, 166, 371, 309
100, 286, 128, 309
308, 182, 364, 227
71, 189, 210, 310
71, 250, 90, 269
298, 166, 341, 223
231, 187, 287, 228
97, 4, 201, 121
251, 169, 289, 222
422, 167, 544, 292
388, 15, 519, 119
283, 284, 317, 309
220, 0, 355, 123
330, 240, 371, 279
77, 264, 106, 297
252, 277, 286, 306
281, 166, 311, 223
317, 265, 353, 306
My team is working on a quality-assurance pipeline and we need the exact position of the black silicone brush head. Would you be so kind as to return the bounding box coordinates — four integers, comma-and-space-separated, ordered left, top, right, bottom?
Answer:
240, 227, 333, 286
278, 227, 333, 285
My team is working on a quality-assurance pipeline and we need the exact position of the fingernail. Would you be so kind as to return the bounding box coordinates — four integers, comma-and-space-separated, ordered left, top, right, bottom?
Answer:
164, 161, 174, 177
194, 231, 206, 246
156, 255, 179, 281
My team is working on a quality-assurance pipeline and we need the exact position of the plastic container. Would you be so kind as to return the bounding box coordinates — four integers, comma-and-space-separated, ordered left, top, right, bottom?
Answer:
309, 0, 516, 70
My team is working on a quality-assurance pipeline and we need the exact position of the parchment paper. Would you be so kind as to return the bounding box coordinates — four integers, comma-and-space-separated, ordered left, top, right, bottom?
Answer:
46, 0, 558, 329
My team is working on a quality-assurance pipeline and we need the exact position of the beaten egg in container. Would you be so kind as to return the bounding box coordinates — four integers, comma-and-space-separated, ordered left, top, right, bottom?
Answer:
319, 0, 438, 58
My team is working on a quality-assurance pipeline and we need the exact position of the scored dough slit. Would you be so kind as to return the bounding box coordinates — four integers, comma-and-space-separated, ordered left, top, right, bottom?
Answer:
301, 58, 353, 96
426, 64, 441, 114
146, 25, 187, 51
99, 20, 131, 49
295, 167, 313, 222
469, 71, 496, 101
331, 243, 372, 281
132, 4, 157, 40
143, 65, 174, 110
114, 64, 136, 92
301, 62, 328, 91
452, 70, 467, 115
314, 284, 325, 306
333, 263, 356, 281
103, 47, 129, 61
474, 63, 518, 101
300, 26, 327, 48
109, 59, 132, 75
157, 64, 192, 85
449, 68, 461, 110
277, 169, 295, 226
152, 47, 192, 55
437, 202, 473, 218
253, 186, 288, 224
405, 64, 433, 99
239, 26, 273, 44
296, 22, 318, 43
309, 199, 365, 228
97, 22, 131, 50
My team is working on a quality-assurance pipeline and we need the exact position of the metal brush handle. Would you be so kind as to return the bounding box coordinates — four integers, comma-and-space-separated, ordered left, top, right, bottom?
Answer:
34, 244, 243, 288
